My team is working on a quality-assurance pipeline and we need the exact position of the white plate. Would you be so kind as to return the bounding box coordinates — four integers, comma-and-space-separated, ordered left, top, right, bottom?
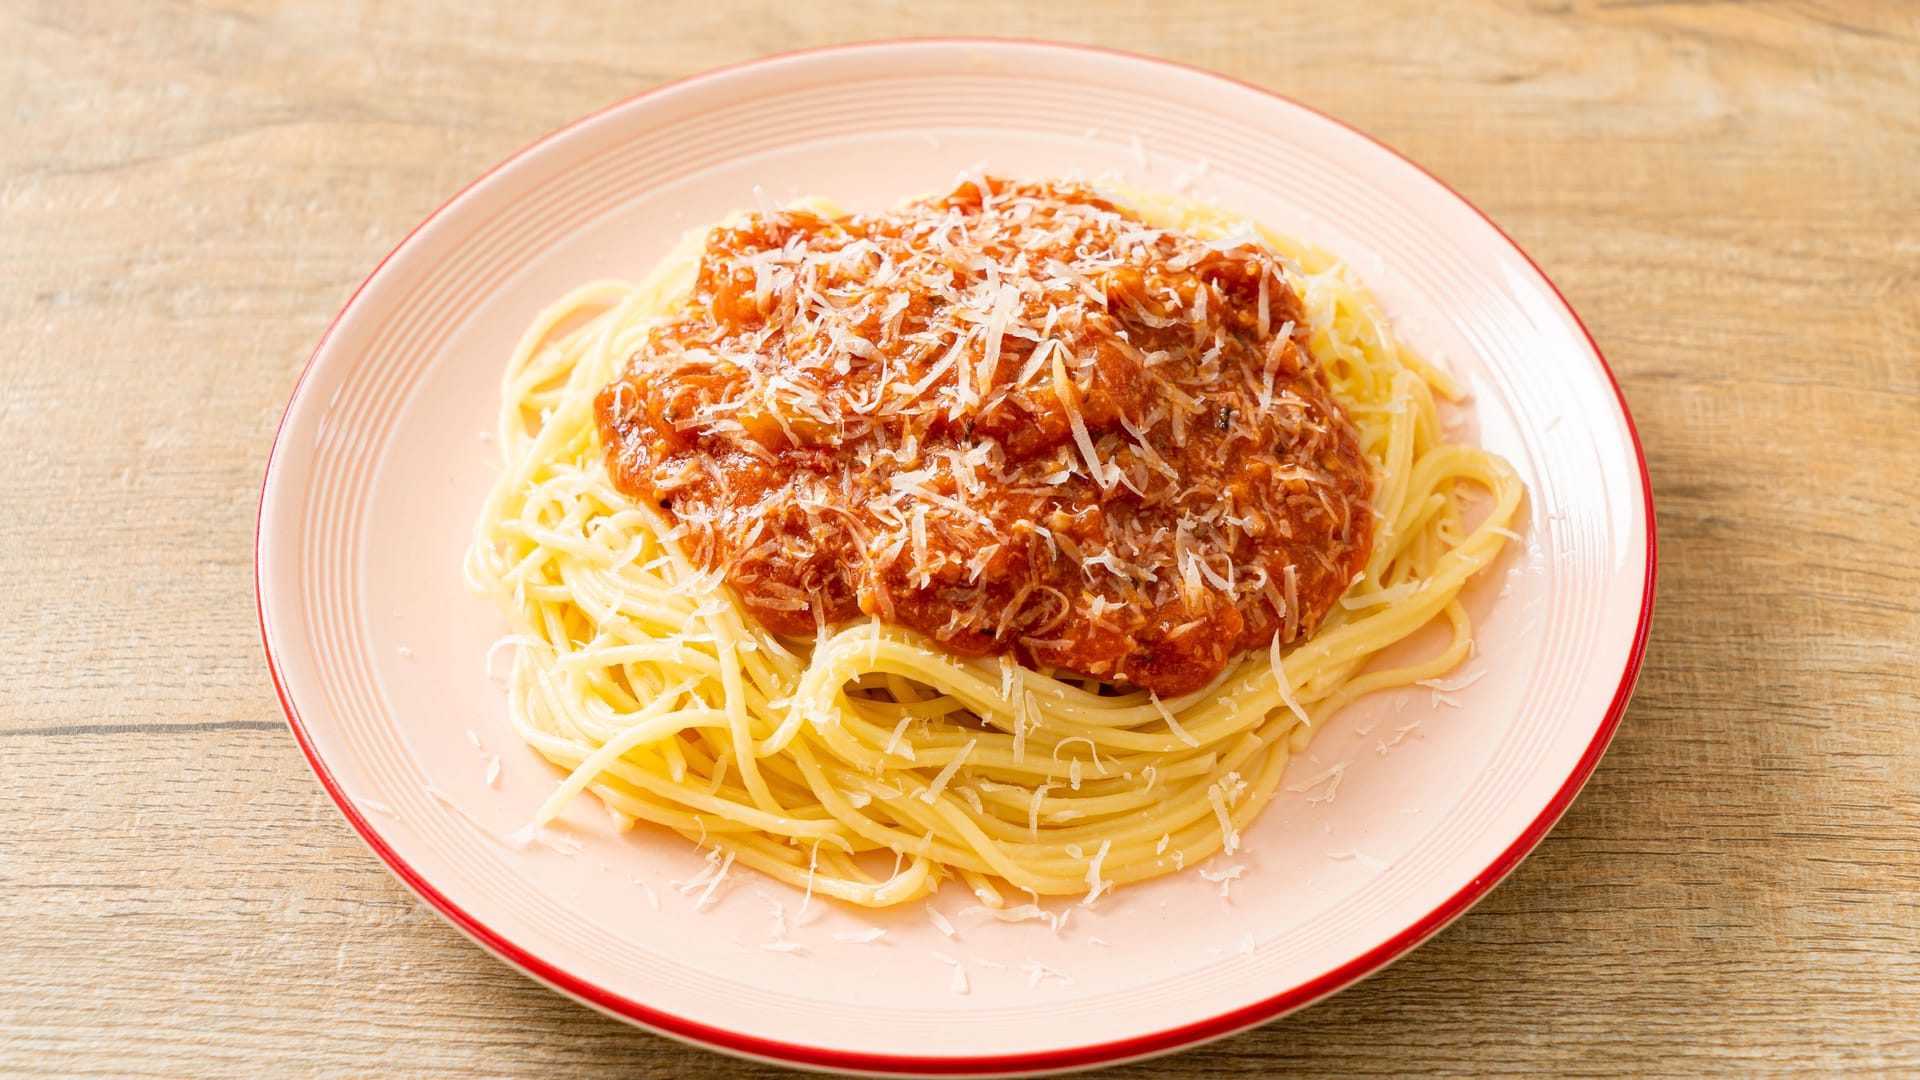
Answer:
258, 39, 1654, 1076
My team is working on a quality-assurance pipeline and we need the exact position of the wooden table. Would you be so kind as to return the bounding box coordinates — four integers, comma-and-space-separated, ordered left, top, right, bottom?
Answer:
5, 2, 1916, 1075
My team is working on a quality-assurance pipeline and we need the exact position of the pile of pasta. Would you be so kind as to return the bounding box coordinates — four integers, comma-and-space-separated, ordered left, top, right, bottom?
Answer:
465, 189, 1523, 909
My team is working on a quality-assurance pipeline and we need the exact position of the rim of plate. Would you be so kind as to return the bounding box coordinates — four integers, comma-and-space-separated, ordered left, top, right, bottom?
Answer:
257, 37, 1656, 1078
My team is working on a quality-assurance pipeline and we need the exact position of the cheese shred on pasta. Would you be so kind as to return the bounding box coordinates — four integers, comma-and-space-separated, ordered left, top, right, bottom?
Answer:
464, 189, 1523, 909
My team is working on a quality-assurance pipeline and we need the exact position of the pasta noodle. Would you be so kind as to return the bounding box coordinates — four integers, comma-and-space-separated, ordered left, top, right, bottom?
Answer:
464, 188, 1523, 909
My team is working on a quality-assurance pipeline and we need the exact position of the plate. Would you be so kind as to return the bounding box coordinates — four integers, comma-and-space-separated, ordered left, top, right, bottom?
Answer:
258, 39, 1654, 1076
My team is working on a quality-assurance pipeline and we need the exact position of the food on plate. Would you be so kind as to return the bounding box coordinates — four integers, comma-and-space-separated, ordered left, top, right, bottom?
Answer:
467, 177, 1522, 908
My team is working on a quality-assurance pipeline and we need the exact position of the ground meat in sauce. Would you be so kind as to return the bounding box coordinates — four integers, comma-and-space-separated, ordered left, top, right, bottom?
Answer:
595, 178, 1373, 697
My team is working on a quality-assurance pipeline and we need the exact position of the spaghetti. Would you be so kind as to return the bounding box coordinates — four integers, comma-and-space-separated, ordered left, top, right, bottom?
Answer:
465, 183, 1523, 909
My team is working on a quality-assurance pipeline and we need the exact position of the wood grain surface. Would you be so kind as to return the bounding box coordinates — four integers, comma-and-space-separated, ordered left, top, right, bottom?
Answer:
4, 1, 1916, 1075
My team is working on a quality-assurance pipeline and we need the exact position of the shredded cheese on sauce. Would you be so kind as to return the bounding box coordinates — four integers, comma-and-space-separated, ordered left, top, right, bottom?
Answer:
595, 179, 1375, 698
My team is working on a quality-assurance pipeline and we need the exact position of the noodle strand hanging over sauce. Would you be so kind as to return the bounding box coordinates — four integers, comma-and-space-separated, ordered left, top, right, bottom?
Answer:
596, 179, 1372, 696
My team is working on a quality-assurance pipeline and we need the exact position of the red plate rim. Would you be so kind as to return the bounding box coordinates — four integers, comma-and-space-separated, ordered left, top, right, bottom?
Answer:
256, 37, 1657, 1077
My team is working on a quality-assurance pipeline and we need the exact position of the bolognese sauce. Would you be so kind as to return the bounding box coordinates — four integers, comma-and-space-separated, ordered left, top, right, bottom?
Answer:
595, 178, 1373, 697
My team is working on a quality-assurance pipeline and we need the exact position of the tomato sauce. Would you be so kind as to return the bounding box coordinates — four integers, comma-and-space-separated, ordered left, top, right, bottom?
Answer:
597, 179, 1372, 696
